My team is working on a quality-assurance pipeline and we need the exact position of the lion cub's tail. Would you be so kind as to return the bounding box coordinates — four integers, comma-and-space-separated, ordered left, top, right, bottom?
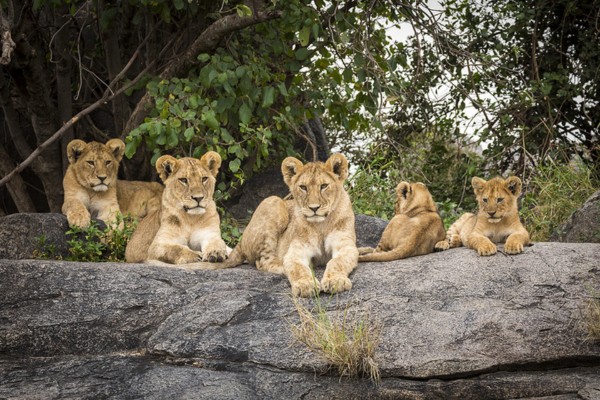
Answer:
358, 247, 415, 262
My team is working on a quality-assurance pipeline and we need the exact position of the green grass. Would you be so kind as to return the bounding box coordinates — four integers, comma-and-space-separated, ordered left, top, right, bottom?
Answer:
521, 159, 598, 241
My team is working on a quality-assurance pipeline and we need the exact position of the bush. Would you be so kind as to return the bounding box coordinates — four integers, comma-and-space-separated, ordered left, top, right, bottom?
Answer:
521, 159, 599, 241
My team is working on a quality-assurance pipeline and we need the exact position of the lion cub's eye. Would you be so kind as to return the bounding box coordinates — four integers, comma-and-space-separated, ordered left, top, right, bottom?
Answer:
299, 185, 307, 191
497, 197, 504, 203
179, 178, 188, 185
105, 160, 112, 166
320, 184, 329, 191
86, 160, 95, 167
202, 176, 209, 184
482, 198, 488, 203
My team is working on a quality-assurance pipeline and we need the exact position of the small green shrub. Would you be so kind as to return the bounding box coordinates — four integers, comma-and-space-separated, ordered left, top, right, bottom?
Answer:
290, 294, 382, 383
347, 165, 397, 220
62, 214, 138, 262
521, 159, 599, 241
34, 234, 59, 260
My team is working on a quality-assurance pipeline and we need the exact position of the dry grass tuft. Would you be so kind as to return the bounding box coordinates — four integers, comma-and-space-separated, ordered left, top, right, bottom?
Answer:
584, 296, 600, 341
290, 295, 383, 383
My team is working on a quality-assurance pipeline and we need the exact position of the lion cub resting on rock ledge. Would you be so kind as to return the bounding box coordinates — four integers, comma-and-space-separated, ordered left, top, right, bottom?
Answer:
212, 153, 359, 298
358, 182, 445, 262
62, 139, 162, 228
125, 152, 229, 265
435, 176, 530, 256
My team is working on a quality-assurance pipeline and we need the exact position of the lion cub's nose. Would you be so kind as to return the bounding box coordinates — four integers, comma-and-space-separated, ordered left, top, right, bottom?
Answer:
488, 211, 496, 217
98, 175, 107, 182
309, 205, 320, 213
192, 195, 204, 203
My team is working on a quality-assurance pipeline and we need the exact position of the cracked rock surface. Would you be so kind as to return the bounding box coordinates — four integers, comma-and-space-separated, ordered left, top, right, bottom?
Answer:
1, 243, 599, 399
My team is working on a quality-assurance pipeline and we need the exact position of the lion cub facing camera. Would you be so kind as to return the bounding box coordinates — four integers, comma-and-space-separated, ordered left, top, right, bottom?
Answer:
434, 176, 530, 256
62, 138, 162, 228
125, 152, 229, 265
358, 182, 446, 262
216, 153, 359, 298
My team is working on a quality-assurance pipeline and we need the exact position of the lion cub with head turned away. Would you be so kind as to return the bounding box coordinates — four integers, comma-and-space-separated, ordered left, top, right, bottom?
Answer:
125, 151, 229, 265
62, 138, 162, 228
218, 153, 359, 298
358, 182, 446, 262
434, 176, 530, 256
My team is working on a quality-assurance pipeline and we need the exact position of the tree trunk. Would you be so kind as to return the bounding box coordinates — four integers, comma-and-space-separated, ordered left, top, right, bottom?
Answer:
0, 144, 35, 212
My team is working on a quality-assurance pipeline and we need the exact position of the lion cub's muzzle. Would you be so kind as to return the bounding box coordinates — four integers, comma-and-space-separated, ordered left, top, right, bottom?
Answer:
486, 210, 502, 223
91, 175, 110, 192
183, 194, 207, 215
304, 205, 328, 222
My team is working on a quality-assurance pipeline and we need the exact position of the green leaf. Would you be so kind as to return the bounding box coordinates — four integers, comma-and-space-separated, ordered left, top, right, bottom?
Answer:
239, 102, 252, 125
124, 141, 137, 159
174, 0, 184, 10
299, 26, 311, 47
203, 111, 220, 130
295, 48, 309, 61
198, 53, 210, 63
236, 4, 253, 17
184, 127, 195, 141
229, 158, 241, 173
262, 86, 276, 108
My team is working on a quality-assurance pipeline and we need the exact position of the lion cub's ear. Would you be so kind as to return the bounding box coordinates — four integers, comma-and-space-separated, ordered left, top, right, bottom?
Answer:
505, 176, 522, 196
325, 153, 349, 181
106, 139, 125, 162
156, 155, 179, 182
396, 181, 411, 199
66, 139, 88, 164
281, 157, 304, 187
471, 177, 487, 196
200, 151, 222, 177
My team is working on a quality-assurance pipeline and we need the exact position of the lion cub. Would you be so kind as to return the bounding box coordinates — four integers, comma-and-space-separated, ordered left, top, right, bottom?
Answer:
434, 176, 530, 256
125, 152, 229, 265
358, 182, 446, 262
219, 154, 359, 297
62, 138, 162, 228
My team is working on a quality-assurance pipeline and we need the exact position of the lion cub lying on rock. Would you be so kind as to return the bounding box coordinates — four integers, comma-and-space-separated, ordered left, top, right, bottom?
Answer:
62, 139, 162, 228
435, 176, 530, 256
358, 182, 446, 262
215, 153, 359, 298
125, 152, 229, 264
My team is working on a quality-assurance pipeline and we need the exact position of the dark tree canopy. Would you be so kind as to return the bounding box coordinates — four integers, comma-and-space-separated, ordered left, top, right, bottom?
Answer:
0, 0, 597, 217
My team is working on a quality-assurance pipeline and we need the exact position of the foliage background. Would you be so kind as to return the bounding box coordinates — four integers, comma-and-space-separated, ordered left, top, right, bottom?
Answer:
0, 0, 598, 240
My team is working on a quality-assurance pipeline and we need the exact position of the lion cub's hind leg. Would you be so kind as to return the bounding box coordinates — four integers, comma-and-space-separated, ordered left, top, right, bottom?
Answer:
238, 196, 289, 275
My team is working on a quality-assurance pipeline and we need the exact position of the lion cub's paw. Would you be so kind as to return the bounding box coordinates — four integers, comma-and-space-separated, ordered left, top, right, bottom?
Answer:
291, 278, 320, 298
174, 250, 203, 264
321, 275, 352, 294
67, 212, 91, 228
504, 240, 524, 254
476, 242, 497, 256
357, 247, 374, 255
203, 248, 228, 263
434, 240, 449, 251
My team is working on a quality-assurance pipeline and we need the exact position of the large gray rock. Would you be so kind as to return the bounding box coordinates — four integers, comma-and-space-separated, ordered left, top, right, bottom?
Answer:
355, 214, 387, 248
0, 213, 71, 259
1, 243, 599, 399
551, 190, 600, 243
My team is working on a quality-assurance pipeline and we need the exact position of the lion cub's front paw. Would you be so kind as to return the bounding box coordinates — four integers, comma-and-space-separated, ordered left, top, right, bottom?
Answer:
476, 242, 497, 256
174, 250, 203, 264
290, 278, 320, 298
203, 248, 228, 263
434, 240, 449, 251
321, 274, 352, 294
504, 239, 524, 254
357, 247, 374, 255
67, 211, 91, 228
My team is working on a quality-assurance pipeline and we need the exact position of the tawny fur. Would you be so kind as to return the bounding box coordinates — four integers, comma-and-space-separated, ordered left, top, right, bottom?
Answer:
195, 153, 359, 298
62, 139, 162, 228
358, 182, 446, 262
125, 152, 229, 265
434, 176, 530, 256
